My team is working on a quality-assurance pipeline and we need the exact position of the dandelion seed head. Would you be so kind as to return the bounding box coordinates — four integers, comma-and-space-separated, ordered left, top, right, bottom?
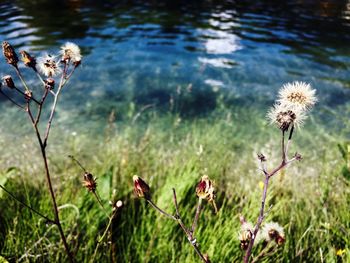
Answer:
278, 81, 317, 110
60, 42, 82, 64
267, 103, 306, 131
38, 54, 62, 77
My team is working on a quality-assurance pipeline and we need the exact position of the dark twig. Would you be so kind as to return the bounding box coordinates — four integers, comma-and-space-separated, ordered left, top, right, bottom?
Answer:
0, 90, 24, 109
244, 127, 296, 263
0, 184, 55, 224
191, 198, 202, 235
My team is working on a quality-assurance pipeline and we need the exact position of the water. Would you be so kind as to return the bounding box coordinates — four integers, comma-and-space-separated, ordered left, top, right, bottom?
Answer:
0, 0, 350, 135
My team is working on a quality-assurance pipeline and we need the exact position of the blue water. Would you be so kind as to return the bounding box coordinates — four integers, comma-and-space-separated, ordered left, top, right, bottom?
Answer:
0, 0, 349, 134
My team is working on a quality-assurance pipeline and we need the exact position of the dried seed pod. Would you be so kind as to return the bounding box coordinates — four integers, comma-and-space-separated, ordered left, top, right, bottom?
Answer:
45, 78, 55, 90
2, 41, 18, 67
20, 50, 36, 69
83, 172, 97, 192
196, 175, 215, 202
2, 75, 15, 89
133, 175, 150, 199
24, 90, 32, 101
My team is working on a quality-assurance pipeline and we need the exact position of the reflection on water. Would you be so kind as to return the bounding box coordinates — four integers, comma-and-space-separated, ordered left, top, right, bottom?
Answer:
0, 0, 349, 131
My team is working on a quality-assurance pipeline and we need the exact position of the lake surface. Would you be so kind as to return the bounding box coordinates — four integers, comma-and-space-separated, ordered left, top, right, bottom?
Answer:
0, 0, 349, 135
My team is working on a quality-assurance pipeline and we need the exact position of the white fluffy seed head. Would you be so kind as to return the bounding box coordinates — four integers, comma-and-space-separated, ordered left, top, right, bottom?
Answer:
267, 103, 306, 131
37, 54, 62, 77
261, 222, 285, 242
60, 42, 82, 63
277, 81, 317, 110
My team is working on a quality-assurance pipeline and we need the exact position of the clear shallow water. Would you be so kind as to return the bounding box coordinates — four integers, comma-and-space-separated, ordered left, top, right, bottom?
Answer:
0, 0, 350, 135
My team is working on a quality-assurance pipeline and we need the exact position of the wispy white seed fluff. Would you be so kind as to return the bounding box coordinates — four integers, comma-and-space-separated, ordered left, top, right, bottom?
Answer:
60, 42, 82, 63
277, 81, 317, 110
37, 54, 62, 77
261, 222, 285, 242
267, 103, 306, 130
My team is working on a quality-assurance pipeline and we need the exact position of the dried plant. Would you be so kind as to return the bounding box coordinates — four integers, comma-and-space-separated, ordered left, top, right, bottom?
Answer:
0, 41, 82, 262
241, 81, 317, 263
133, 175, 217, 263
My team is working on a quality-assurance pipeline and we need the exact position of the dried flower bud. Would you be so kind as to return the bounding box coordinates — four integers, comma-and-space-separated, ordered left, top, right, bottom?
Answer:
239, 222, 253, 250
2, 41, 18, 67
133, 175, 150, 199
24, 90, 32, 101
276, 110, 296, 131
196, 175, 215, 201
20, 50, 36, 69
45, 78, 55, 90
2, 75, 15, 89
294, 152, 302, 161
257, 153, 267, 162
83, 172, 97, 192
261, 222, 285, 245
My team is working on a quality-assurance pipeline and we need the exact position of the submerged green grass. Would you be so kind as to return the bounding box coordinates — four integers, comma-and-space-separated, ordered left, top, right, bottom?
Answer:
0, 106, 349, 262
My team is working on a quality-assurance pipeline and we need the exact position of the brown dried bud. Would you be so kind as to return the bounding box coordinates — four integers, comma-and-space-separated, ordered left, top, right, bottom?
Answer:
239, 222, 253, 250
20, 50, 36, 69
83, 172, 97, 192
24, 90, 32, 101
2, 41, 18, 67
196, 175, 215, 201
257, 153, 267, 162
294, 152, 302, 161
45, 78, 55, 90
133, 175, 150, 199
276, 110, 296, 132
276, 235, 285, 245
2, 75, 15, 89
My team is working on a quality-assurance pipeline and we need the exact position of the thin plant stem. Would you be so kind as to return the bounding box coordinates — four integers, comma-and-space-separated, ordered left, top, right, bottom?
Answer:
27, 96, 74, 262
14, 66, 30, 92
0, 184, 55, 224
145, 191, 208, 262
68, 155, 87, 173
0, 90, 24, 109
90, 209, 118, 263
146, 199, 177, 220
93, 191, 109, 218
244, 173, 270, 263
191, 198, 202, 234
14, 87, 40, 105
244, 129, 296, 263
172, 188, 208, 263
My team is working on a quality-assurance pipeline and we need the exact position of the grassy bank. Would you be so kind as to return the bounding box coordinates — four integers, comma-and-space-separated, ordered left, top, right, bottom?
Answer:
0, 106, 349, 262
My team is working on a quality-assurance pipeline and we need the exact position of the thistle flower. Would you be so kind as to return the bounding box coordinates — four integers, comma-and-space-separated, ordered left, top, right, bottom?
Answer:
261, 222, 285, 245
277, 81, 317, 110
20, 50, 36, 69
60, 42, 82, 65
37, 54, 62, 77
2, 41, 18, 67
238, 222, 254, 250
267, 103, 306, 131
2, 75, 15, 89
83, 172, 97, 192
133, 175, 150, 199
196, 175, 215, 202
